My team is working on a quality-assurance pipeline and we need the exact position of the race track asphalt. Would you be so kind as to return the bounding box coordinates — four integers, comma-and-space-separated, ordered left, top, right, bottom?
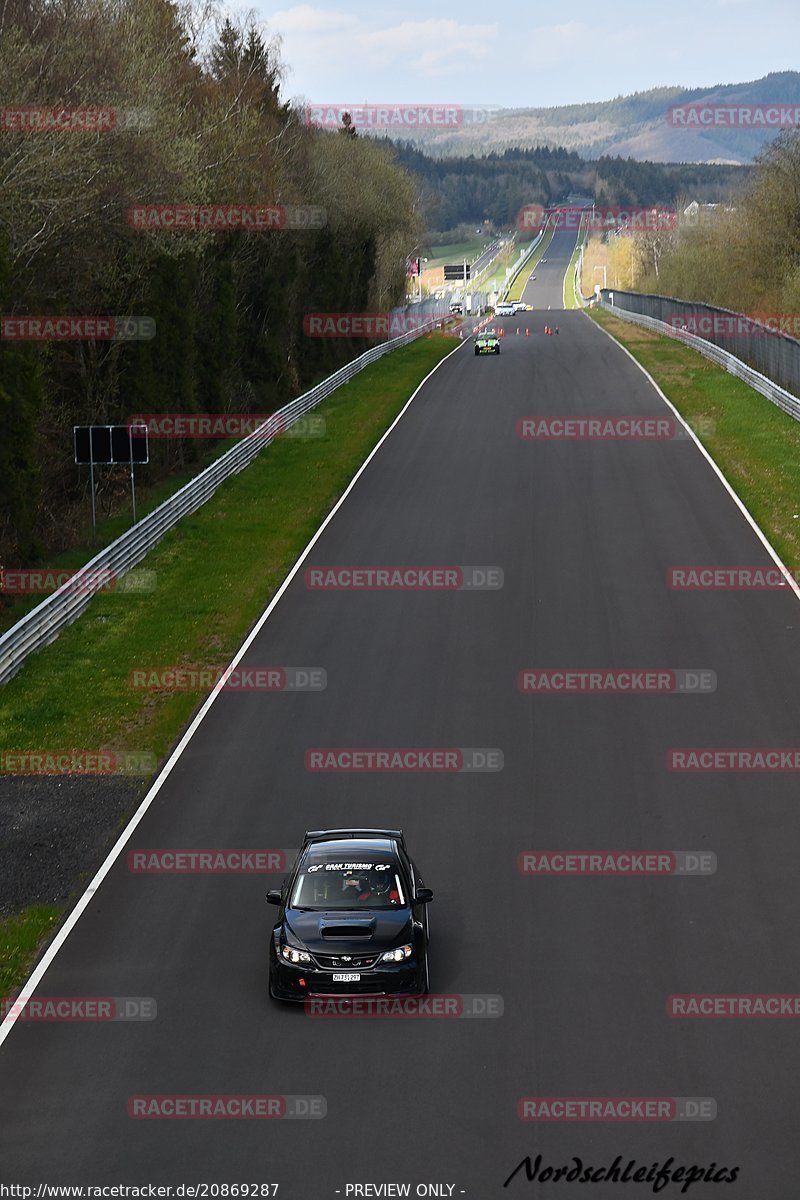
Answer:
2, 227, 799, 1196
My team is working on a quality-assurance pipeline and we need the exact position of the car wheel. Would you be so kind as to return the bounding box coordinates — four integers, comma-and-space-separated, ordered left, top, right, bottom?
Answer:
474, 347, 479, 355
495, 346, 500, 354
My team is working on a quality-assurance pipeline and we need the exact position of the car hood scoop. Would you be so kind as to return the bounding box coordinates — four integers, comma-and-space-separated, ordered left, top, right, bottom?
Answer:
285, 908, 412, 955
319, 917, 375, 938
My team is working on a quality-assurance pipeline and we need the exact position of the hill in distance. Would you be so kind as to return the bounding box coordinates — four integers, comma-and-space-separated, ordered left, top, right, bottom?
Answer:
385, 72, 800, 164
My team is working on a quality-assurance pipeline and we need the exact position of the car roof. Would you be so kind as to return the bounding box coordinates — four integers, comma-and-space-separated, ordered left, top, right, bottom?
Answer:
302, 836, 399, 863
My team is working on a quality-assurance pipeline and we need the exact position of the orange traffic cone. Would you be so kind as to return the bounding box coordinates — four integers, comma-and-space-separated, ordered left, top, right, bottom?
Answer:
525, 328, 530, 337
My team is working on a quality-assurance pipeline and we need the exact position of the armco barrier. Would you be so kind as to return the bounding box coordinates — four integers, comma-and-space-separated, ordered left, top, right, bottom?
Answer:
566, 220, 590, 308
0, 317, 445, 685
599, 289, 800, 422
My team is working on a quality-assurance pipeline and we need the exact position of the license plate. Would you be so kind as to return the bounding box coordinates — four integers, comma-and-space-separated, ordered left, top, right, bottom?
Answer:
332, 973, 361, 982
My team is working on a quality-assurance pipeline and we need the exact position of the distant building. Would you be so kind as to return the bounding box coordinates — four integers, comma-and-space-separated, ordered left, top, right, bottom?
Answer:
682, 200, 735, 224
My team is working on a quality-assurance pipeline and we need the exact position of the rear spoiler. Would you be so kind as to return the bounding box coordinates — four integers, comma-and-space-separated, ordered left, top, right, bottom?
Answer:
303, 828, 405, 847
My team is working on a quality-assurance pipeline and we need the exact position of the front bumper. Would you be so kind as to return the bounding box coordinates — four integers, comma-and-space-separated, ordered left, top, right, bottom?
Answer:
269, 955, 426, 1003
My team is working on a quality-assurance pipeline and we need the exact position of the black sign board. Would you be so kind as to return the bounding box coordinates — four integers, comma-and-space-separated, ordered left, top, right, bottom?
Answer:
73, 424, 149, 542
74, 425, 148, 465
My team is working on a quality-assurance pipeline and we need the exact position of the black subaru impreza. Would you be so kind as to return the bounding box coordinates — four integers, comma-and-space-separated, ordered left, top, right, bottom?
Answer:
267, 828, 432, 1002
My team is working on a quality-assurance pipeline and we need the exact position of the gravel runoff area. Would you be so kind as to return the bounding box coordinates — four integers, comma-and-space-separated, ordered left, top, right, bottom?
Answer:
0, 776, 145, 917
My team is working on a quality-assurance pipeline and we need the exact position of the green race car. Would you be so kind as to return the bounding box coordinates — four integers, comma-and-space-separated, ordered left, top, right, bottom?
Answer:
474, 332, 500, 355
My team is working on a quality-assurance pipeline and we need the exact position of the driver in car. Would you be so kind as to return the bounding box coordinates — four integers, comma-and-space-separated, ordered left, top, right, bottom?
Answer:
342, 873, 373, 902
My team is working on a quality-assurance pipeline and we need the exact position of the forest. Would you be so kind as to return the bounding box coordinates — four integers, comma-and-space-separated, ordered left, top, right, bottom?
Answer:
0, 0, 419, 566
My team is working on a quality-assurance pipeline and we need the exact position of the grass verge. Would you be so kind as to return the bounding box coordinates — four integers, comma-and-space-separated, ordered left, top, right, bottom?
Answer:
589, 308, 800, 571
0, 906, 63, 998
0, 333, 457, 998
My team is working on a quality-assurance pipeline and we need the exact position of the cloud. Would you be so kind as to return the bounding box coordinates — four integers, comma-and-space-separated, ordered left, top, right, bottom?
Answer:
270, 5, 358, 34
269, 7, 497, 86
359, 19, 496, 73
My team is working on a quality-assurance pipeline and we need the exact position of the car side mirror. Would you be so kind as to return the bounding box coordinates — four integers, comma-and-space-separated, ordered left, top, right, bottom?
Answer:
266, 889, 282, 905
416, 887, 433, 903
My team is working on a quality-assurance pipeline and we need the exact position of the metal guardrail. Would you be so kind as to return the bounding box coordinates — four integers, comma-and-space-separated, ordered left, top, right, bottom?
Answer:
0, 318, 444, 685
563, 217, 591, 309
598, 292, 800, 424
572, 254, 584, 307
599, 289, 800, 418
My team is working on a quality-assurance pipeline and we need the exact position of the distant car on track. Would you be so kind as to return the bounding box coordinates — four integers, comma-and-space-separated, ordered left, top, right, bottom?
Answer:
267, 828, 432, 1002
475, 332, 500, 355
494, 302, 515, 316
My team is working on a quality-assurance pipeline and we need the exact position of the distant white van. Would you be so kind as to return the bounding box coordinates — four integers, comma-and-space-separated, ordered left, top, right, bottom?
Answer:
495, 302, 515, 316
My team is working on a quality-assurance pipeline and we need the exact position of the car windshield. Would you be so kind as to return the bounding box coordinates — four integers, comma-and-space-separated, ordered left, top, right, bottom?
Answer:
290, 861, 406, 910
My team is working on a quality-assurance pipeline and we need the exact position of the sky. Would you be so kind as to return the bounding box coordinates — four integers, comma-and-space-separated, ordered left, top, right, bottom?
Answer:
253, 0, 800, 110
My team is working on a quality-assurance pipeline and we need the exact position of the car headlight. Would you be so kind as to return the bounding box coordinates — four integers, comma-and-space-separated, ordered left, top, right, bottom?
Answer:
381, 943, 413, 963
281, 944, 311, 965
